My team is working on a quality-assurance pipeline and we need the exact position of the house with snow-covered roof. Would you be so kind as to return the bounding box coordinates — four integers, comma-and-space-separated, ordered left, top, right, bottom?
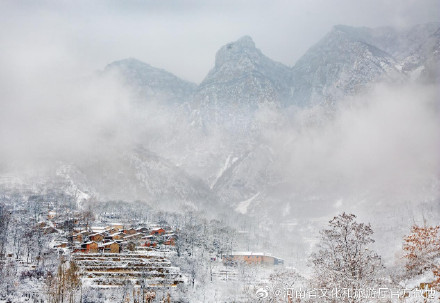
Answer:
99, 241, 120, 253
223, 251, 284, 266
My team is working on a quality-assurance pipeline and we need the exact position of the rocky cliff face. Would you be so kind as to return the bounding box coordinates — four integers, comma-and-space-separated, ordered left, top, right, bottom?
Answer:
289, 23, 440, 107
290, 25, 399, 107
191, 36, 292, 128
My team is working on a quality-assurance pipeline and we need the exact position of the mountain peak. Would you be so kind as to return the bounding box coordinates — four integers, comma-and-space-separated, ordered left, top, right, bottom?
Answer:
193, 35, 292, 127
234, 35, 255, 48
214, 36, 259, 68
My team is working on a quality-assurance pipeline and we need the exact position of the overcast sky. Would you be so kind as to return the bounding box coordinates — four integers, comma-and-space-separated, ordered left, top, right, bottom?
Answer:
1, 0, 439, 83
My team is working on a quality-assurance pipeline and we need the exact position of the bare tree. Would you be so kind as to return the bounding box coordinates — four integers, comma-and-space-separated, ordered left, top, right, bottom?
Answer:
310, 213, 383, 302
46, 257, 81, 303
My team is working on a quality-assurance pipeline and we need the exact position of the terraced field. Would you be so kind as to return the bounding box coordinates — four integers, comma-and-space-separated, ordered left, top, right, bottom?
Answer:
73, 252, 184, 288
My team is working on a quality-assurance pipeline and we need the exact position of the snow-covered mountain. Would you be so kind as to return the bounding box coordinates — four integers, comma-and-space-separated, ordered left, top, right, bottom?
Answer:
104, 58, 197, 104
94, 23, 440, 214
101, 23, 439, 123
189, 23, 440, 215
290, 25, 399, 107
289, 23, 440, 107
3, 23, 439, 219
191, 36, 292, 127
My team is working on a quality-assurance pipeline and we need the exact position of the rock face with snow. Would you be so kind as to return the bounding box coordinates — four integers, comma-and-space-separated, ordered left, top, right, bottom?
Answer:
290, 25, 399, 107
192, 36, 292, 127
210, 146, 276, 208
289, 23, 440, 107
401, 27, 440, 82
321, 23, 439, 61
104, 58, 197, 104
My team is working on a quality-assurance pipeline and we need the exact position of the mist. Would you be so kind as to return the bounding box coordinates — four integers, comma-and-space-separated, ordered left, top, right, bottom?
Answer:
267, 83, 439, 205
1, 37, 439, 211
0, 68, 133, 170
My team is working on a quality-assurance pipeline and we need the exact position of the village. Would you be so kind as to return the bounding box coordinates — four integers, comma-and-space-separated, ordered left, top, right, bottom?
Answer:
48, 213, 185, 291
39, 206, 284, 301
3, 189, 437, 302
57, 223, 176, 255
0, 188, 287, 302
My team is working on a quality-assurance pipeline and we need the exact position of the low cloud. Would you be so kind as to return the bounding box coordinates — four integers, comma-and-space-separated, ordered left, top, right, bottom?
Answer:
260, 83, 439, 209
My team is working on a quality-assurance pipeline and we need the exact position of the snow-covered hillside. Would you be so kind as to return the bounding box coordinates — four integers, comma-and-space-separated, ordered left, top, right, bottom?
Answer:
104, 58, 197, 105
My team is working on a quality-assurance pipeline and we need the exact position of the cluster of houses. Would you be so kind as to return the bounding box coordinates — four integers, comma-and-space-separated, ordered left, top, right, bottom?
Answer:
55, 223, 176, 254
